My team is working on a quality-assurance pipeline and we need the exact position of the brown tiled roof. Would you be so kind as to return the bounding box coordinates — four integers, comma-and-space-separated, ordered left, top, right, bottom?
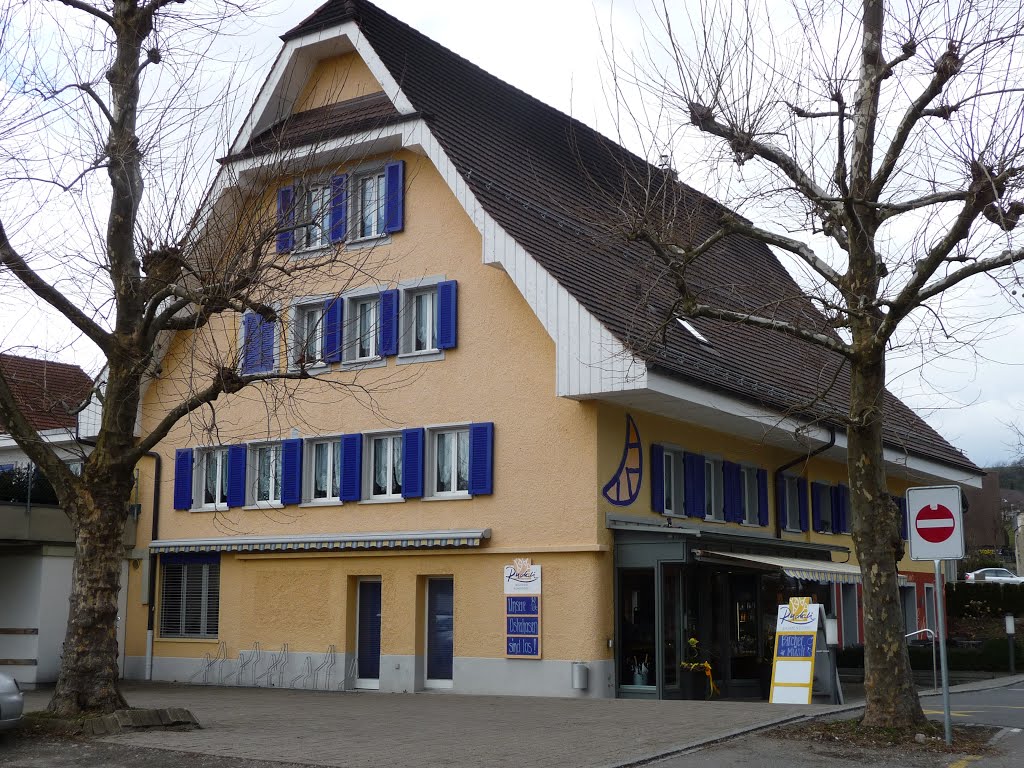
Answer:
225, 92, 415, 162
281, 1, 979, 474
0, 354, 92, 432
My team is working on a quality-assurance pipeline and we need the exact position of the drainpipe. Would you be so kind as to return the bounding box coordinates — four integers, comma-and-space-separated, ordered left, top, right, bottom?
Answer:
773, 426, 836, 539
144, 451, 161, 681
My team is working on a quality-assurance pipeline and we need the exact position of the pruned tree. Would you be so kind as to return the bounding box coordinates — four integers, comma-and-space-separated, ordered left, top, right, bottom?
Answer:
0, 0, 405, 715
613, 0, 1024, 727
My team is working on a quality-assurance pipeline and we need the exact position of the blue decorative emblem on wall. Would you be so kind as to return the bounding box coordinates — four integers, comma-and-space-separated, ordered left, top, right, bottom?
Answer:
602, 414, 642, 506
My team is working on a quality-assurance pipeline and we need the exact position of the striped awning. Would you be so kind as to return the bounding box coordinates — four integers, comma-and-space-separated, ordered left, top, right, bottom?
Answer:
149, 529, 491, 554
698, 550, 908, 586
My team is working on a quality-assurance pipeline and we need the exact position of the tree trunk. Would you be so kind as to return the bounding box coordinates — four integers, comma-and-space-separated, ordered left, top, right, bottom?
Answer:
48, 487, 130, 716
848, 353, 925, 728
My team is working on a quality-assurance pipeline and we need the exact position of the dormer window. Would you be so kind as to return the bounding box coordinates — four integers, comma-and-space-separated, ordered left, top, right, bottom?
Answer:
275, 160, 404, 254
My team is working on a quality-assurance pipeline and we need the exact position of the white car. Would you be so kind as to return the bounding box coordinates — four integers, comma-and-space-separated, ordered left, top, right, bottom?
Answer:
963, 567, 1024, 584
0, 672, 23, 731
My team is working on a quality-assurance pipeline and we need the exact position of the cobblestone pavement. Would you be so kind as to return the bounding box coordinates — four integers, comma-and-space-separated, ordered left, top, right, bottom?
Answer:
22, 683, 828, 768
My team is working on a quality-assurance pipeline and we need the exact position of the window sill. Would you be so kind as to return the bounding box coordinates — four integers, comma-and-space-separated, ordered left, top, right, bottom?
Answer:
342, 356, 386, 371
346, 234, 391, 250
740, 521, 761, 527
783, 528, 803, 535
156, 636, 220, 644
358, 497, 406, 505
423, 493, 471, 502
190, 506, 226, 514
299, 500, 343, 508
244, 502, 284, 511
704, 516, 725, 524
288, 362, 332, 376
289, 245, 332, 259
397, 349, 445, 365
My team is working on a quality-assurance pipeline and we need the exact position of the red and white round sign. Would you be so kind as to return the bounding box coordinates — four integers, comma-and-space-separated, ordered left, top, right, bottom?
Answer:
906, 486, 964, 561
915, 504, 955, 543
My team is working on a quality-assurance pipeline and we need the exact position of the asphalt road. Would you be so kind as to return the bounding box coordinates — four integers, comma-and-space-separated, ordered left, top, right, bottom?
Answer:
655, 683, 1024, 768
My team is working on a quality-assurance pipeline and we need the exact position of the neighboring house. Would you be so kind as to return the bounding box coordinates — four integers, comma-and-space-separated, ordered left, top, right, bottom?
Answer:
121, 0, 983, 699
0, 354, 133, 687
963, 472, 1006, 551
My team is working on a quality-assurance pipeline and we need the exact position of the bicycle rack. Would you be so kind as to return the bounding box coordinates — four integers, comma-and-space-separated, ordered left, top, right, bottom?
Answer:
255, 644, 288, 688
311, 645, 336, 690
290, 655, 313, 689
230, 642, 261, 687
188, 641, 227, 685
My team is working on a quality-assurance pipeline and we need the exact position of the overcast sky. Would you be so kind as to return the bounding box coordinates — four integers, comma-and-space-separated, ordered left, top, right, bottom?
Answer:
5, 0, 1023, 468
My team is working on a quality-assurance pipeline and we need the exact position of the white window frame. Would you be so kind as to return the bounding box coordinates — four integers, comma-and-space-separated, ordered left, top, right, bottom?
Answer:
740, 465, 759, 525
660, 447, 684, 517
248, 441, 283, 506
289, 299, 329, 371
364, 431, 403, 501
296, 180, 332, 252
783, 474, 802, 533
195, 447, 229, 511
304, 437, 342, 504
426, 425, 471, 499
341, 286, 384, 366
704, 457, 724, 522
354, 168, 388, 241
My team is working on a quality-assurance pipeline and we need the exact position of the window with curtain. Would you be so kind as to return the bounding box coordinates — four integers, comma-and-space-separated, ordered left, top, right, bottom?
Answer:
370, 434, 402, 498
430, 427, 469, 497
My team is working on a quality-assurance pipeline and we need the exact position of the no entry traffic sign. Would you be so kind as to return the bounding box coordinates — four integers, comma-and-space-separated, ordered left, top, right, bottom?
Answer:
907, 486, 964, 561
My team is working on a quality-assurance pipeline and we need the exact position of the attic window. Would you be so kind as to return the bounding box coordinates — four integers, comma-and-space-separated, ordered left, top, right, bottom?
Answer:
677, 318, 711, 346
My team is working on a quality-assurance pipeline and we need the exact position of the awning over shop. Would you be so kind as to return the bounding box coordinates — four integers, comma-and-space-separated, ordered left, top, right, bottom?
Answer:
149, 529, 491, 554
696, 550, 908, 586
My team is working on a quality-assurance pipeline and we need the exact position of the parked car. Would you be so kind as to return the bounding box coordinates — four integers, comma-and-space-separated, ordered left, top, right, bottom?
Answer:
0, 672, 24, 731
963, 567, 1024, 584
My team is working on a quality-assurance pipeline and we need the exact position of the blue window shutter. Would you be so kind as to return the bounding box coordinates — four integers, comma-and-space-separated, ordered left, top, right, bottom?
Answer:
650, 444, 665, 514
384, 160, 405, 233
173, 449, 193, 510
281, 438, 303, 505
402, 428, 425, 498
811, 482, 826, 532
897, 496, 908, 540
757, 469, 769, 527
776, 473, 788, 529
436, 280, 458, 350
722, 461, 741, 522
468, 422, 494, 495
323, 297, 342, 363
226, 444, 247, 508
243, 313, 275, 374
340, 433, 362, 501
330, 174, 348, 243
797, 479, 809, 532
683, 452, 705, 518
242, 313, 259, 374
276, 186, 294, 253
833, 484, 849, 532
378, 289, 399, 356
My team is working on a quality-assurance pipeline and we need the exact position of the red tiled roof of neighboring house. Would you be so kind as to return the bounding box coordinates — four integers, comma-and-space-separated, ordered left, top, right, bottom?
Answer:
0, 354, 92, 432
278, 0, 979, 475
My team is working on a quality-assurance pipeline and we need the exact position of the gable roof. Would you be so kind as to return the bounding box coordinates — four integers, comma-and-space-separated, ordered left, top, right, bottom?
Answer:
0, 354, 92, 432
276, 0, 978, 475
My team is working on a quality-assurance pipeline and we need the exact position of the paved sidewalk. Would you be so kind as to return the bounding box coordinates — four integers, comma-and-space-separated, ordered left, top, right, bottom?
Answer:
22, 675, 1024, 768
25, 683, 826, 768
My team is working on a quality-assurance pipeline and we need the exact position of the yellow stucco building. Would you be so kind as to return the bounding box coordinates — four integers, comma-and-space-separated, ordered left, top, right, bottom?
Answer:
120, 0, 983, 700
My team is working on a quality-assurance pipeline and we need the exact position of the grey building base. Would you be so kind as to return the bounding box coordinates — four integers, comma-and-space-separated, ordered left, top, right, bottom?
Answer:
127, 654, 615, 698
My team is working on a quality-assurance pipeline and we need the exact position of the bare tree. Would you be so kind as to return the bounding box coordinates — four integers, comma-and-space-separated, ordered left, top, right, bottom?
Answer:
0, 0, 406, 715
612, 0, 1024, 727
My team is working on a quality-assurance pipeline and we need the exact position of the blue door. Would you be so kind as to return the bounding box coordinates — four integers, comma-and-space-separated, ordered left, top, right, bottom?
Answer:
427, 578, 454, 681
357, 580, 381, 683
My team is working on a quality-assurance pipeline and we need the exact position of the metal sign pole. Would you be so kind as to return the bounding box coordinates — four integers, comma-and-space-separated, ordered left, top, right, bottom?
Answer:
934, 559, 952, 746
